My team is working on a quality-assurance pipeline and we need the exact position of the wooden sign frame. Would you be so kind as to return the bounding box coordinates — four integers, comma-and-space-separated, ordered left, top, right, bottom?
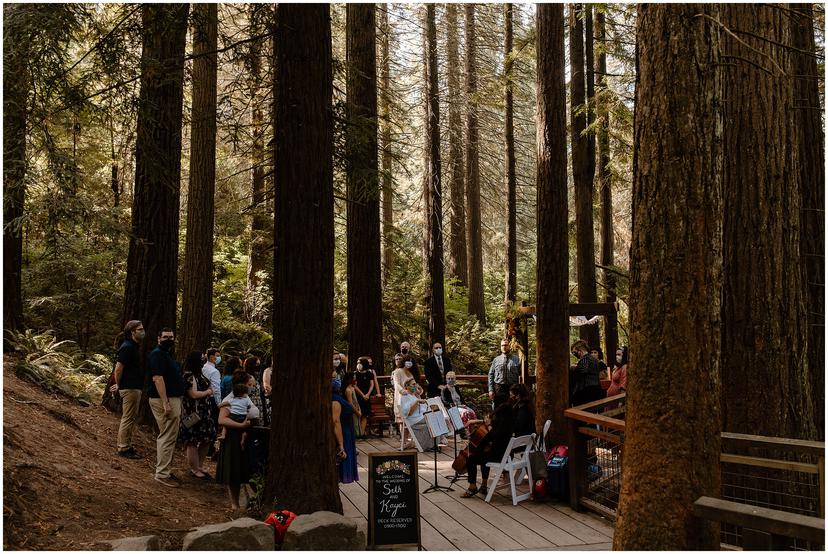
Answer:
367, 450, 422, 550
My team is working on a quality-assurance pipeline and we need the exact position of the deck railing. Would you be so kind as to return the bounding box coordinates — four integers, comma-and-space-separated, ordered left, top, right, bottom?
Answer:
563, 396, 826, 550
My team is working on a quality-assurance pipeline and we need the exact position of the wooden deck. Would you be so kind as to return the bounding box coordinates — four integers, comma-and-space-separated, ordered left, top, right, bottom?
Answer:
339, 434, 615, 551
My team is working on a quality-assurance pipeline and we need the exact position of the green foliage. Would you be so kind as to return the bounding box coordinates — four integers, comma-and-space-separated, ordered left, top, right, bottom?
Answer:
7, 329, 107, 402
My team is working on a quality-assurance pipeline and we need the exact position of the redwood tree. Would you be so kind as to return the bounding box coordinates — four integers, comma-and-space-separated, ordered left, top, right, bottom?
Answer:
3, 4, 29, 334
465, 4, 485, 324
345, 4, 383, 373
792, 3, 824, 440
122, 4, 189, 358
379, 6, 395, 286
614, 6, 722, 549
504, 3, 517, 304
423, 3, 446, 348
446, 3, 467, 288
534, 4, 570, 446
594, 8, 618, 368
181, 3, 218, 357
569, 4, 599, 349
266, 3, 341, 514
720, 4, 816, 441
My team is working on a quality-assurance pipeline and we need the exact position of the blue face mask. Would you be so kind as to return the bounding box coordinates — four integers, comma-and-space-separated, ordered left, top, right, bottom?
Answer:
215, 355, 222, 365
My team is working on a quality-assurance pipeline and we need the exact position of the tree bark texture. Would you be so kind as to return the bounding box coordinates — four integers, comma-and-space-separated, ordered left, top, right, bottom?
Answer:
245, 4, 272, 326
585, 5, 596, 192
595, 8, 618, 359
504, 3, 517, 304
569, 4, 599, 349
720, 4, 816, 441
465, 4, 486, 325
346, 4, 383, 374
614, 5, 723, 549
123, 3, 189, 357
791, 3, 824, 440
266, 3, 341, 514
534, 4, 570, 447
423, 4, 446, 348
380, 6, 395, 287
181, 3, 218, 358
3, 4, 29, 334
446, 3, 468, 288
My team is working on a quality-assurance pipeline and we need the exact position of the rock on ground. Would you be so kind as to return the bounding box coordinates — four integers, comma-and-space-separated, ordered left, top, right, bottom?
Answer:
182, 517, 274, 551
282, 511, 365, 551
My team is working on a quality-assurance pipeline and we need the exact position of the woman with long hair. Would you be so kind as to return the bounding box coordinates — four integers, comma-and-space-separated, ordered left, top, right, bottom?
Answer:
179, 350, 217, 479
607, 346, 628, 397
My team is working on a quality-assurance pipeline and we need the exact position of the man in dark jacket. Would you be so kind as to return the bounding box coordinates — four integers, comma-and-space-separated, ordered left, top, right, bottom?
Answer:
148, 328, 185, 487
424, 342, 452, 398
569, 340, 604, 407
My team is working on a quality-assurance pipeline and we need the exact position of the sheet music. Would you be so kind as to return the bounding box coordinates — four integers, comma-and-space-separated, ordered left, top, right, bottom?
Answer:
427, 397, 448, 417
447, 406, 464, 432
424, 410, 449, 438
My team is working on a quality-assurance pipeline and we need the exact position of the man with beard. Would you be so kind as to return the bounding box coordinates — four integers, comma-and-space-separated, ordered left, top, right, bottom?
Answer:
148, 328, 185, 487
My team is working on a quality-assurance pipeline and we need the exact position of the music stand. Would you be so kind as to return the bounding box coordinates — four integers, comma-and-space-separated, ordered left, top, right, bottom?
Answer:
423, 411, 453, 494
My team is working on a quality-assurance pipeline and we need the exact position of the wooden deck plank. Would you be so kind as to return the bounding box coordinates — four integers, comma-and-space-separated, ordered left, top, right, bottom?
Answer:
341, 436, 615, 551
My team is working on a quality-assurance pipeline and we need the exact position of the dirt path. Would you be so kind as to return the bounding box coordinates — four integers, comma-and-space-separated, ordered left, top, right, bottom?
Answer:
3, 363, 243, 550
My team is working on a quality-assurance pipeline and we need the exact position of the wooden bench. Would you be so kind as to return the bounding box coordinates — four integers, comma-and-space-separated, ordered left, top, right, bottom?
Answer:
693, 496, 825, 549
366, 395, 392, 438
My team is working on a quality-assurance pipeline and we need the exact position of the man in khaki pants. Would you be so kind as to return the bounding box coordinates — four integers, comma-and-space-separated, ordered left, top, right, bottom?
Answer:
110, 320, 146, 459
148, 328, 185, 487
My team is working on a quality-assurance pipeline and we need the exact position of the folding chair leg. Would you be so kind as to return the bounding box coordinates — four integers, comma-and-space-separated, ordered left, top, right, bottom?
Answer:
485, 466, 501, 503
509, 468, 519, 505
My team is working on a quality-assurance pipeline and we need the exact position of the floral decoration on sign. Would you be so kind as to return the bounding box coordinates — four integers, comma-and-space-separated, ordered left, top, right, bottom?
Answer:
376, 460, 411, 476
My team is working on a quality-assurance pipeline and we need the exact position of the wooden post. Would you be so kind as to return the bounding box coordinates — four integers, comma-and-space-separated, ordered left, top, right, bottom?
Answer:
568, 415, 586, 511
605, 304, 618, 365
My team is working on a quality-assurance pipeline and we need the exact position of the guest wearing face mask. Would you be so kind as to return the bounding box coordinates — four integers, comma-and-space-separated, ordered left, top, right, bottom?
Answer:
331, 375, 358, 484
398, 341, 420, 383
148, 328, 185, 487
333, 351, 347, 377
392, 355, 419, 426
354, 356, 376, 437
424, 342, 452, 399
111, 320, 146, 459
441, 371, 477, 429
398, 378, 438, 451
607, 346, 628, 397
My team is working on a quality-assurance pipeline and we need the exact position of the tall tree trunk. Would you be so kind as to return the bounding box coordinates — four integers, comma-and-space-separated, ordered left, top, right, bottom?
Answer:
585, 5, 596, 188
245, 4, 271, 325
595, 8, 618, 358
792, 3, 824, 440
346, 4, 383, 374
379, 6, 395, 287
266, 4, 340, 514
3, 4, 29, 335
569, 4, 599, 349
423, 4, 446, 349
534, 4, 570, 447
720, 4, 816, 441
181, 3, 218, 358
614, 6, 722, 549
504, 3, 517, 304
123, 3, 188, 360
446, 3, 468, 288
465, 4, 485, 325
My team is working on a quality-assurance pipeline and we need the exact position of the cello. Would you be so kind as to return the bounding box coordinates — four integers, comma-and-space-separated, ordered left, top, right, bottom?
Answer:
451, 420, 489, 473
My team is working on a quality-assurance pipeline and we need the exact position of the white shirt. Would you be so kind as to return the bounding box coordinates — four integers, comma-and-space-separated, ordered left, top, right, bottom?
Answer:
202, 361, 221, 405
399, 394, 427, 426
221, 392, 260, 419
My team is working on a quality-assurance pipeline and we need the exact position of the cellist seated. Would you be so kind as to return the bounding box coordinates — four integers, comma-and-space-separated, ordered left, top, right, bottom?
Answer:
460, 400, 515, 498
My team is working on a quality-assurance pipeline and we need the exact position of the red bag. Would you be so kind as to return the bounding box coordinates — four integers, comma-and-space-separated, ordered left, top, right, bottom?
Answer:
546, 444, 568, 461
265, 510, 297, 543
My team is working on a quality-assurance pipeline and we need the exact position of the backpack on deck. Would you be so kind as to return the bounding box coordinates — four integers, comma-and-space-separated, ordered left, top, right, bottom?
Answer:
546, 444, 569, 501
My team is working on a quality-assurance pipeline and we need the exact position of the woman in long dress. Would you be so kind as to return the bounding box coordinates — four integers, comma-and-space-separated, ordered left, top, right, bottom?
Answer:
332, 376, 358, 484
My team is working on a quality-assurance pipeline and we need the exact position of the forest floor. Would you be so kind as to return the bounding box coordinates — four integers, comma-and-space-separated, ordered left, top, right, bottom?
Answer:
3, 359, 239, 550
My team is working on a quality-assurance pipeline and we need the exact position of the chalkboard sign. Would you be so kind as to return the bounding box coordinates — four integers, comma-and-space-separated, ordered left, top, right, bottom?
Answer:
367, 451, 421, 549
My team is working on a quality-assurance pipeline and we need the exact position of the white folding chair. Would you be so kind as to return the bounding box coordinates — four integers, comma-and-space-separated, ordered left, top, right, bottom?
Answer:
400, 418, 425, 452
484, 433, 536, 506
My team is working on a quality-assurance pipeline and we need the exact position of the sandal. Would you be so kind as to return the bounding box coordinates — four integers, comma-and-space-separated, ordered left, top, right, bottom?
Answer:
461, 487, 479, 498
190, 470, 209, 480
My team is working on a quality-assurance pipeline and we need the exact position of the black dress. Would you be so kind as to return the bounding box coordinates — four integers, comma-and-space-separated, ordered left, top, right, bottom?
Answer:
355, 370, 374, 416
179, 372, 217, 446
